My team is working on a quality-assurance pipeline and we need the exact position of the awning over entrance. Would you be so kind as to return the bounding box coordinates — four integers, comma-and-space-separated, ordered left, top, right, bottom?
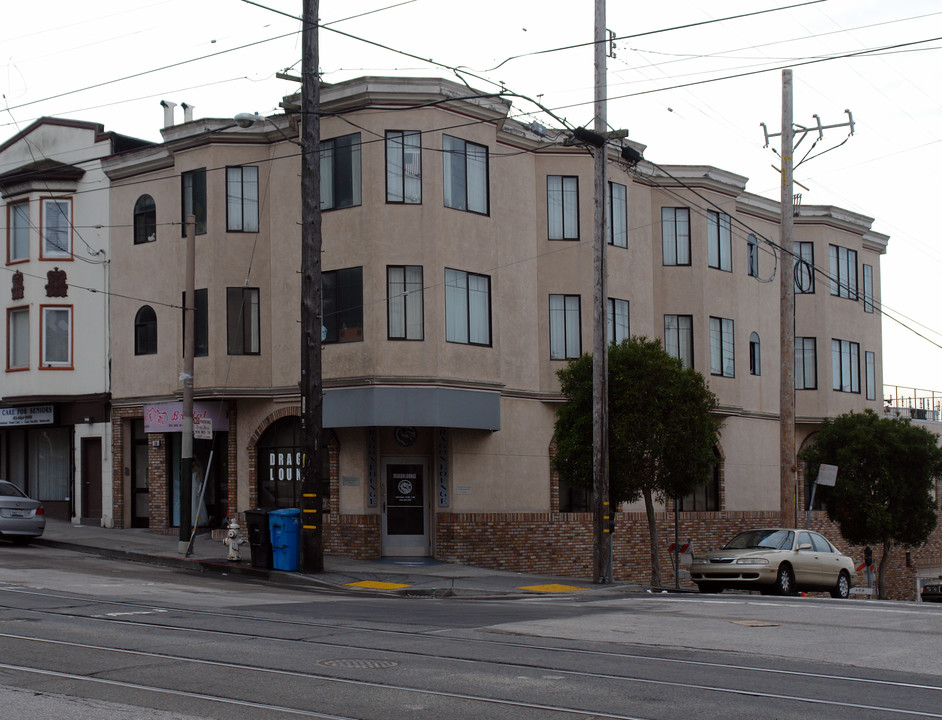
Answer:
324, 387, 500, 430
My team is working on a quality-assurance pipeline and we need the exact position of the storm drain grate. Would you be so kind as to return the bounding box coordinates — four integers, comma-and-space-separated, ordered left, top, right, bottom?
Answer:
318, 659, 399, 669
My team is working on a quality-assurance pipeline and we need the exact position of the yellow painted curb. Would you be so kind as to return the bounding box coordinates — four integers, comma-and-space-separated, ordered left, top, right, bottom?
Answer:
346, 580, 413, 590
518, 583, 588, 593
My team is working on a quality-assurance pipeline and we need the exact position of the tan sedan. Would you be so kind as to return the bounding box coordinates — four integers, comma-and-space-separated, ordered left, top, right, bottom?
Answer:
690, 528, 857, 598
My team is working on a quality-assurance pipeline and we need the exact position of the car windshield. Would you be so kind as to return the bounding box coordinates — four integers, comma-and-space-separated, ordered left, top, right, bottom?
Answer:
724, 529, 794, 550
0, 481, 27, 498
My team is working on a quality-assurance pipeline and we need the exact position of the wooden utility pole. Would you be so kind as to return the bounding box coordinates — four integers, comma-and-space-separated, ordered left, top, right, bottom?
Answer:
592, 0, 611, 583
299, 0, 324, 573
779, 69, 797, 529
178, 214, 196, 553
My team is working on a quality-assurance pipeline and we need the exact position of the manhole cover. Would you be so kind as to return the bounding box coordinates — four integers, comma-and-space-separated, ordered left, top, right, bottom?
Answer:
318, 659, 399, 669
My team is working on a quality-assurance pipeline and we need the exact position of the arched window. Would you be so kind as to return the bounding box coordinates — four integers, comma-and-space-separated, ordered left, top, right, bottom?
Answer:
133, 194, 156, 244
256, 417, 331, 509
134, 306, 157, 355
749, 332, 761, 376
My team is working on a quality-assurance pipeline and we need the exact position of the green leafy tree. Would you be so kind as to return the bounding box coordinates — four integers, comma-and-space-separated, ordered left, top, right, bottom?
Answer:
800, 410, 942, 598
553, 338, 720, 586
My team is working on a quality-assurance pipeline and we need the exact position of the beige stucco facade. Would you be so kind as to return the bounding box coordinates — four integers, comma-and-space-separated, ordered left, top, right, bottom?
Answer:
100, 76, 885, 558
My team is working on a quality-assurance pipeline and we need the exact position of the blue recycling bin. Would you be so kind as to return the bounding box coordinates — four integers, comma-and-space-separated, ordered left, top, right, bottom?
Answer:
269, 508, 301, 572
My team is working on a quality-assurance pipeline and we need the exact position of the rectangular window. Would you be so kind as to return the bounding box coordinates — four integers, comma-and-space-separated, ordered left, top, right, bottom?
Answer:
863, 264, 874, 313
609, 182, 627, 248
181, 169, 207, 235
607, 298, 630, 345
40, 305, 71, 368
442, 135, 488, 215
829, 244, 858, 299
321, 133, 362, 211
226, 287, 260, 355
795, 241, 815, 293
661, 208, 690, 266
445, 268, 491, 345
747, 235, 758, 277
7, 307, 28, 370
664, 314, 693, 369
795, 337, 817, 390
323, 267, 363, 343
41, 198, 71, 259
831, 338, 860, 393
226, 166, 259, 232
182, 288, 209, 357
547, 176, 579, 240
8, 201, 29, 263
709, 316, 735, 377
749, 332, 760, 376
865, 350, 876, 400
549, 294, 581, 360
386, 130, 422, 204
707, 211, 732, 271
387, 265, 424, 340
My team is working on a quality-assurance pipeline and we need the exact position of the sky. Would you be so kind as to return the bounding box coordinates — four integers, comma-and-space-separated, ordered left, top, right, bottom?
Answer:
3, 0, 941, 393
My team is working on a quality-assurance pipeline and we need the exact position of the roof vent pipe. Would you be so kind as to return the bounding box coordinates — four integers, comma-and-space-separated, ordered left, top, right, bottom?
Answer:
160, 100, 177, 129
181, 102, 195, 123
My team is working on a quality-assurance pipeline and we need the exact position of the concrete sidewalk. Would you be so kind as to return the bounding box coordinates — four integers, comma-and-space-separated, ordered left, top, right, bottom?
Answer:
34, 519, 643, 598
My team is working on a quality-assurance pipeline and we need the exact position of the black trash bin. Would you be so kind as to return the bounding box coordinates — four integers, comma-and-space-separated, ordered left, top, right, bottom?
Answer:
244, 508, 274, 569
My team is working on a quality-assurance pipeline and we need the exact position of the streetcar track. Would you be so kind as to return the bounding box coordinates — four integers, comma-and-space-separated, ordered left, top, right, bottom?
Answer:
1, 584, 940, 701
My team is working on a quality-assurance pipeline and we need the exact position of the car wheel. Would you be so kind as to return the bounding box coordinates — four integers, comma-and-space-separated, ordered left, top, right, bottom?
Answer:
697, 582, 723, 594
830, 570, 851, 599
775, 564, 795, 595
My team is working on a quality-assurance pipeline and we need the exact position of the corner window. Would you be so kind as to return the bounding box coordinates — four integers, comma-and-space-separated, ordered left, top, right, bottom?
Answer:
445, 268, 491, 345
709, 316, 734, 377
664, 314, 693, 369
226, 166, 259, 232
442, 135, 488, 215
40, 305, 72, 368
7, 307, 28, 370
8, 201, 29, 262
181, 169, 207, 235
226, 287, 260, 354
321, 133, 361, 211
387, 265, 424, 340
182, 288, 209, 357
661, 208, 690, 266
749, 332, 760, 376
41, 198, 72, 259
707, 210, 732, 272
609, 182, 628, 248
747, 234, 758, 277
386, 131, 422, 204
323, 267, 363, 343
547, 176, 579, 240
865, 350, 876, 400
863, 264, 874, 313
133, 195, 156, 244
795, 337, 817, 389
607, 298, 629, 345
134, 306, 157, 356
831, 338, 860, 393
829, 244, 858, 299
795, 241, 814, 293
549, 294, 581, 360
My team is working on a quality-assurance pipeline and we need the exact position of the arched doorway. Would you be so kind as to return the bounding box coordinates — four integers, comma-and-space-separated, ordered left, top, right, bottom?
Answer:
255, 417, 330, 509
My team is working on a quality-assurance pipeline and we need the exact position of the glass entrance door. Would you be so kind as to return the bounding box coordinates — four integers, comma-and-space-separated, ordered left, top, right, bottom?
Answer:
381, 459, 428, 556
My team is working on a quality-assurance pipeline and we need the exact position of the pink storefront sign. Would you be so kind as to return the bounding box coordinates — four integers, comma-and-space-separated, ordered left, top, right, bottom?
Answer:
143, 401, 228, 434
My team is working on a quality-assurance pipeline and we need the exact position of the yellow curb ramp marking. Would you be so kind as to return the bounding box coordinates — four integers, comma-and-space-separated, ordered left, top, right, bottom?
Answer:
518, 583, 588, 593
346, 580, 413, 590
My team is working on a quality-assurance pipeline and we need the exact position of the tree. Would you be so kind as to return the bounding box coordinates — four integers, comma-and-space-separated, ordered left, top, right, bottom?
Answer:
553, 338, 720, 586
800, 410, 942, 598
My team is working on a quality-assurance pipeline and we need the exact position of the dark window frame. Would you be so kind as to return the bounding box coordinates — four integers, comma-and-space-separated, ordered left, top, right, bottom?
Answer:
547, 175, 579, 240
385, 130, 422, 204
181, 168, 207, 236
661, 207, 691, 266
226, 166, 259, 232
321, 133, 362, 211
226, 287, 260, 355
607, 297, 630, 345
444, 267, 492, 346
134, 305, 157, 356
387, 265, 424, 340
133, 194, 157, 244
323, 267, 363, 344
707, 210, 732, 272
549, 294, 581, 360
182, 288, 209, 357
442, 135, 489, 216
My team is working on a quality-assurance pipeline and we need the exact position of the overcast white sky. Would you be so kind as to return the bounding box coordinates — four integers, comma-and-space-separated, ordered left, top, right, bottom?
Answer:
3, 0, 941, 393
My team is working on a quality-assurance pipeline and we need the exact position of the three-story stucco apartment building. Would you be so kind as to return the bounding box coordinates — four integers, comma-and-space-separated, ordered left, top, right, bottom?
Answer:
99, 76, 887, 582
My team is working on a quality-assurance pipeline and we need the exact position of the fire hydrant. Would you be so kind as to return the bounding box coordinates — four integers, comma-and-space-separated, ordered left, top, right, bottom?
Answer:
223, 518, 246, 562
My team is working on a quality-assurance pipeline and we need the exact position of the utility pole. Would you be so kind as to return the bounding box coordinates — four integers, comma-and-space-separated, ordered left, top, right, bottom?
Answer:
760, 70, 855, 530
299, 0, 324, 573
178, 213, 196, 553
591, 0, 611, 584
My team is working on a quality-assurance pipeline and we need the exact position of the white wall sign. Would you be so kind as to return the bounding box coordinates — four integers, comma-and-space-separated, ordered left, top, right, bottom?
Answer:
0, 405, 55, 427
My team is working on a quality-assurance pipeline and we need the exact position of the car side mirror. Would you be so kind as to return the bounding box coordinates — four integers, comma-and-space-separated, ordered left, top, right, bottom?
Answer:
797, 543, 812, 551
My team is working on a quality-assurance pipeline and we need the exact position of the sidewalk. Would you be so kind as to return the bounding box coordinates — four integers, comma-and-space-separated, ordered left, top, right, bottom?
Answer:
34, 519, 643, 598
